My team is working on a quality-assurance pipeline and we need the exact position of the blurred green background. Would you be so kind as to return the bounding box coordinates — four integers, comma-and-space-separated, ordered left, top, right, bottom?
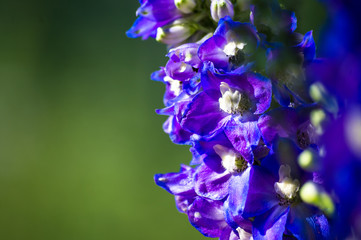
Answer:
0, 0, 325, 239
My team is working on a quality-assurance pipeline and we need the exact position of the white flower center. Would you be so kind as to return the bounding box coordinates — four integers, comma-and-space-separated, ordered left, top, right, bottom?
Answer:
164, 76, 182, 96
179, 62, 187, 72
236, 227, 253, 240
274, 165, 300, 199
213, 144, 247, 173
218, 82, 250, 114
184, 51, 193, 62
223, 41, 246, 56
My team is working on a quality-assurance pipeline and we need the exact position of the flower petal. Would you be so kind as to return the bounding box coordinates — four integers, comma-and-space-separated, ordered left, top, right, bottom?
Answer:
252, 206, 289, 240
194, 163, 231, 200
181, 91, 230, 136
188, 197, 228, 238
224, 118, 261, 162
154, 164, 196, 197
228, 166, 278, 218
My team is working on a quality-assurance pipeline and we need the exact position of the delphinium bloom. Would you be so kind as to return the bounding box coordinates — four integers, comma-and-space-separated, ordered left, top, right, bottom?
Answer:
154, 164, 252, 239
226, 139, 329, 239
127, 0, 361, 239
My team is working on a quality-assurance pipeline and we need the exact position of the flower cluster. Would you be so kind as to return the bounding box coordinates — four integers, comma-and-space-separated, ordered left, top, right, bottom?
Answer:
128, 0, 361, 239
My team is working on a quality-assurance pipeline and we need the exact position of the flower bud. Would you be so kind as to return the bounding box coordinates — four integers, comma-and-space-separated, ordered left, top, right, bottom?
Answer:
309, 82, 338, 114
310, 109, 326, 128
156, 19, 198, 45
310, 109, 326, 134
300, 182, 335, 216
298, 148, 320, 171
210, 0, 234, 22
174, 0, 197, 14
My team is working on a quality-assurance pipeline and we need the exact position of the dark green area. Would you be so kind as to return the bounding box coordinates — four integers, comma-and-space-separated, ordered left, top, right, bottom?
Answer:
0, 0, 325, 239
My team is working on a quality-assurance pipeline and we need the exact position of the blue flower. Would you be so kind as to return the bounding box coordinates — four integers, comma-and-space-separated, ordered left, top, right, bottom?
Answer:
257, 106, 318, 150
180, 61, 272, 136
126, 0, 183, 39
191, 127, 261, 200
198, 16, 260, 71
225, 143, 330, 239
155, 164, 252, 239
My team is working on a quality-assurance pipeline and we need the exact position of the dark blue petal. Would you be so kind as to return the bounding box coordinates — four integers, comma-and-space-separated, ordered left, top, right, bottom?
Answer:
165, 59, 197, 81
219, 226, 241, 240
253, 206, 289, 240
224, 197, 253, 233
194, 163, 231, 200
227, 168, 252, 217
180, 91, 230, 136
190, 130, 233, 173
175, 195, 194, 213
188, 197, 228, 238
228, 166, 278, 219
168, 43, 201, 68
257, 108, 299, 147
224, 118, 261, 162
286, 204, 330, 240
126, 16, 162, 39
295, 31, 316, 64
154, 164, 197, 197
136, 0, 181, 22
215, 16, 260, 56
151, 67, 166, 82
198, 37, 229, 70
272, 84, 291, 107
241, 166, 279, 218
162, 115, 193, 145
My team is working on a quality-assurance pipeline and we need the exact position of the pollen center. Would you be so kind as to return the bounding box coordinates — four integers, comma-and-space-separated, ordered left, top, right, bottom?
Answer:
223, 41, 246, 56
274, 165, 300, 205
213, 145, 248, 173
218, 82, 251, 115
164, 76, 182, 96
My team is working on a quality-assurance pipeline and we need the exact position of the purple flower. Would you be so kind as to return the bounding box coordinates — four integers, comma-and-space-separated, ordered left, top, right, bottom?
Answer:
198, 16, 260, 71
191, 127, 261, 201
126, 0, 182, 39
151, 66, 200, 144
126, 0, 359, 238
165, 42, 202, 81
257, 107, 318, 149
225, 155, 329, 239
180, 61, 272, 136
155, 164, 250, 239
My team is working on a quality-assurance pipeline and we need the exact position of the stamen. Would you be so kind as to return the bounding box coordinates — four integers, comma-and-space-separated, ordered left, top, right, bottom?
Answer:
213, 145, 248, 173
164, 76, 182, 96
224, 42, 246, 66
218, 82, 251, 115
223, 41, 246, 56
274, 165, 300, 205
236, 227, 253, 240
